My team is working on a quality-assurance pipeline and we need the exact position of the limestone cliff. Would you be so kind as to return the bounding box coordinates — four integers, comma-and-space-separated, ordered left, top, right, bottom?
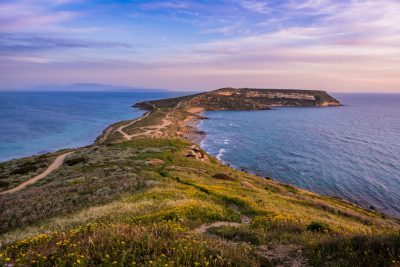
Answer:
134, 88, 340, 111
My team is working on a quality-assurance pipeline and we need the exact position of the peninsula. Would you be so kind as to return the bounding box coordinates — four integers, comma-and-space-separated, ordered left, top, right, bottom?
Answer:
99, 88, 340, 144
0, 88, 399, 267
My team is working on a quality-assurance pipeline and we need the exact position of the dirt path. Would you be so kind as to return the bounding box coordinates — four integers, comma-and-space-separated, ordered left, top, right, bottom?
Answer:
0, 152, 73, 195
117, 101, 182, 140
193, 215, 250, 234
116, 111, 151, 140
97, 126, 113, 144
193, 221, 242, 234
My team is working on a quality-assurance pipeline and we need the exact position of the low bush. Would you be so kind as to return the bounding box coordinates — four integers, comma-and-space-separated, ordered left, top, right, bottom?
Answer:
65, 156, 87, 166
208, 225, 263, 245
212, 173, 236, 181
10, 162, 39, 175
251, 215, 303, 234
307, 221, 330, 232
279, 183, 298, 194
0, 180, 10, 188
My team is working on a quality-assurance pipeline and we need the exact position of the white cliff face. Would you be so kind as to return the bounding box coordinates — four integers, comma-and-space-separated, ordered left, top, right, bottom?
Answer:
317, 101, 339, 107
216, 90, 315, 100
216, 90, 316, 100
263, 92, 315, 100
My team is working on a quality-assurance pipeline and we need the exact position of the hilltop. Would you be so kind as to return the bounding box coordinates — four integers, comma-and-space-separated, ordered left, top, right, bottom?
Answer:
134, 88, 340, 111
1, 88, 399, 267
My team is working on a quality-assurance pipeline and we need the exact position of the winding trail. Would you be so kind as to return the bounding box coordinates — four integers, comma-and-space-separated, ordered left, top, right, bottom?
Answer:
116, 111, 151, 140
117, 101, 183, 140
0, 152, 73, 195
193, 221, 242, 234
193, 215, 251, 234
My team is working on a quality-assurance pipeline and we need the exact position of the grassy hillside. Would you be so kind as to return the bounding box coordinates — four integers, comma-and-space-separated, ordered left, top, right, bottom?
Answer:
0, 89, 399, 266
1, 138, 399, 266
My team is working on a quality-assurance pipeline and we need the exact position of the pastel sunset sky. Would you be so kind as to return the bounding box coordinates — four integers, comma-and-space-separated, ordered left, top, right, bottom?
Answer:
1, 0, 400, 92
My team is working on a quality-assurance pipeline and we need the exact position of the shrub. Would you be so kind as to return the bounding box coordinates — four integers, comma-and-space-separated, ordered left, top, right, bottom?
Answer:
251, 215, 272, 228
0, 180, 10, 188
279, 183, 298, 194
212, 173, 236, 181
65, 156, 87, 166
208, 225, 262, 245
251, 215, 303, 234
10, 162, 39, 175
307, 221, 330, 232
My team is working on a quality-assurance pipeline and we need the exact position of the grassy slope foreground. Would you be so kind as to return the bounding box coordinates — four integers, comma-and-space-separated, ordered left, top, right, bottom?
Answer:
0, 88, 399, 267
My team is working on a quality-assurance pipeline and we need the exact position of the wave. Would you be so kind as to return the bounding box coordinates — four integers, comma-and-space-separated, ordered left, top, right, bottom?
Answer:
216, 148, 226, 160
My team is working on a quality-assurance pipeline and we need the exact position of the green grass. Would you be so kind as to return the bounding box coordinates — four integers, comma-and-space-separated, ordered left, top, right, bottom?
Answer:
1, 137, 399, 266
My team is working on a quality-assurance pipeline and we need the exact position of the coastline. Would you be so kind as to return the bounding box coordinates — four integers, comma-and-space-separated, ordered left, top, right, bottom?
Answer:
181, 114, 207, 146
1, 88, 396, 218
0, 88, 368, 213
2, 89, 400, 266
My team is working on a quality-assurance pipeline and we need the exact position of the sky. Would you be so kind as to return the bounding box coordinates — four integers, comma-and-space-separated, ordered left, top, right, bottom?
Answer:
1, 0, 400, 92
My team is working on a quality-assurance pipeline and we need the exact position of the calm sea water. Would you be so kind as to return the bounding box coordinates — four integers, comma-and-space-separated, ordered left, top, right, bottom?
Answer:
200, 94, 400, 217
0, 90, 181, 162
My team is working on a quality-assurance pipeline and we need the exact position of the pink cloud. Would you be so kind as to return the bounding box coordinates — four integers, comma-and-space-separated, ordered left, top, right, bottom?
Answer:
0, 1, 77, 32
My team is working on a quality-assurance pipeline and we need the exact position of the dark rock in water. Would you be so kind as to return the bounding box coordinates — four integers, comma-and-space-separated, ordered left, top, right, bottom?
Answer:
197, 115, 208, 120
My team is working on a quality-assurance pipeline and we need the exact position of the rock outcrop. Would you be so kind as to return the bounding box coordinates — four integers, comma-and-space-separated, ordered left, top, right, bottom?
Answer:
134, 87, 340, 111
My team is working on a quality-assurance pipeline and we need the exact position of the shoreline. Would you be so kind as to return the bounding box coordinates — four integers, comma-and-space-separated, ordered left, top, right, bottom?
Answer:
1, 102, 396, 219
181, 114, 207, 146
3, 88, 393, 218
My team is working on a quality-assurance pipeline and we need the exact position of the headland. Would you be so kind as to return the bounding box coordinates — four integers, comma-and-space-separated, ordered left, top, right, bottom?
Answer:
1, 88, 399, 267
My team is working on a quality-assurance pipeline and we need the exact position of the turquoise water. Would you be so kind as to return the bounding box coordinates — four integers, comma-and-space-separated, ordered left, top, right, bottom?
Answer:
0, 90, 181, 161
200, 94, 400, 217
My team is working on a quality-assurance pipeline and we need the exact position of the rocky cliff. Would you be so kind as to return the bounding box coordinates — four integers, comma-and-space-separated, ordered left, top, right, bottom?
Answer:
134, 88, 341, 111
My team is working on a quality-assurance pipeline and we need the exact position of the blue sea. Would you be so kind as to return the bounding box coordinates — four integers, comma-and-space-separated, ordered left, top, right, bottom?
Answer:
0, 90, 182, 162
200, 94, 400, 217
